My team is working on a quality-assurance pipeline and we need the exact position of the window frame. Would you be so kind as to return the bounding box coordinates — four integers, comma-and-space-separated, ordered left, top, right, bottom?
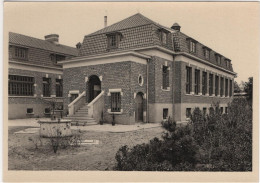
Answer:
186, 108, 192, 119
163, 108, 169, 120
194, 69, 200, 95
215, 75, 219, 96
202, 71, 207, 95
186, 66, 192, 94
162, 65, 170, 90
43, 77, 51, 97
111, 92, 121, 112
8, 75, 34, 96
13, 46, 28, 60
203, 48, 211, 60
56, 79, 63, 97
209, 73, 213, 96
220, 77, 224, 97
225, 78, 229, 97
106, 32, 122, 50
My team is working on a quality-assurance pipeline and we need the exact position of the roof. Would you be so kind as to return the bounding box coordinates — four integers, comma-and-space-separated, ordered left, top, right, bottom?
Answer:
9, 32, 79, 56
88, 13, 172, 36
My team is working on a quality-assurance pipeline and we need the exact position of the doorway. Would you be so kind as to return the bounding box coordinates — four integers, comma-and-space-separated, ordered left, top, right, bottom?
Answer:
87, 75, 101, 103
135, 92, 144, 122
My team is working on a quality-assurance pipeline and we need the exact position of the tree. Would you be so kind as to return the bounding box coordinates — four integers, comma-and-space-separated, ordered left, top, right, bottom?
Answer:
244, 77, 253, 102
234, 81, 241, 93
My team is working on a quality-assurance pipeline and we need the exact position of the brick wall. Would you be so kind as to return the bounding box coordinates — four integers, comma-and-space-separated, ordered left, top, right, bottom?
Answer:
174, 61, 234, 105
63, 61, 147, 124
8, 68, 63, 119
9, 45, 75, 68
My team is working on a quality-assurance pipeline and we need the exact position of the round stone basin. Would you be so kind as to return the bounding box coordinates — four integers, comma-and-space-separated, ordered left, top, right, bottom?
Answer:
38, 119, 72, 138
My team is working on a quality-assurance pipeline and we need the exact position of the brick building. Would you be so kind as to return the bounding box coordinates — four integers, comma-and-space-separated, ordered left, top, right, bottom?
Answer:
61, 13, 236, 125
8, 32, 79, 119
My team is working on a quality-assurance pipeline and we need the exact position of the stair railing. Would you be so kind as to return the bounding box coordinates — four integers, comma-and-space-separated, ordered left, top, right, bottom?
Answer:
87, 90, 104, 122
68, 91, 86, 116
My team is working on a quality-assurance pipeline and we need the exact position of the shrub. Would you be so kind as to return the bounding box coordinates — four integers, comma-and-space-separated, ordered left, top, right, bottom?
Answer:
114, 118, 199, 171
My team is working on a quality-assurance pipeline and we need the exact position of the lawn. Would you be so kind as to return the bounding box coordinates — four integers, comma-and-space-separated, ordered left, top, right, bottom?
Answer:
8, 126, 164, 170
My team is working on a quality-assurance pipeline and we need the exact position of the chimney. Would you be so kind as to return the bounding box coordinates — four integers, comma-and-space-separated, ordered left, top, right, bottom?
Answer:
45, 34, 59, 44
104, 16, 107, 27
171, 23, 181, 31
76, 42, 82, 49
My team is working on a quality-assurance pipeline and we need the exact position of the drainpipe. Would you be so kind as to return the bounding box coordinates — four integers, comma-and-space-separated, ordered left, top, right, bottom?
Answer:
172, 55, 176, 121
146, 58, 150, 123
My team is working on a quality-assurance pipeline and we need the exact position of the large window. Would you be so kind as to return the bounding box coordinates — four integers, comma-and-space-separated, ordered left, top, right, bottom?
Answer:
202, 72, 207, 95
111, 92, 121, 112
186, 66, 192, 94
56, 79, 63, 97
8, 75, 34, 96
229, 80, 233, 97
220, 77, 224, 97
225, 78, 229, 97
162, 65, 169, 89
194, 69, 200, 95
14, 46, 28, 60
215, 75, 219, 96
43, 77, 51, 97
209, 74, 213, 96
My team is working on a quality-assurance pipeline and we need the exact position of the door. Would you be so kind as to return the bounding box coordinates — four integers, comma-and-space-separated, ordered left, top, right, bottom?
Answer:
135, 93, 143, 122
88, 75, 101, 103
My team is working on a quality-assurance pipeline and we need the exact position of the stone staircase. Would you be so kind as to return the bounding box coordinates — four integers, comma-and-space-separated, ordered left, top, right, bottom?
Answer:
65, 103, 98, 126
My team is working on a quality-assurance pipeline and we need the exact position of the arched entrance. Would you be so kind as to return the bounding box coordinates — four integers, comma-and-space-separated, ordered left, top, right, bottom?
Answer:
87, 75, 101, 103
135, 92, 144, 122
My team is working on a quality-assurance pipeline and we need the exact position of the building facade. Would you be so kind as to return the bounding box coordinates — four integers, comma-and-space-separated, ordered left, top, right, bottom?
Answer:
8, 32, 79, 119
60, 13, 236, 124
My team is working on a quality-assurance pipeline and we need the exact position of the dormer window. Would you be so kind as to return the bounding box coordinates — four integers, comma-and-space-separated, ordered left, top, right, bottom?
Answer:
215, 54, 221, 65
50, 54, 66, 64
159, 28, 170, 45
225, 59, 231, 68
13, 46, 28, 60
187, 38, 197, 54
203, 46, 211, 60
106, 32, 122, 50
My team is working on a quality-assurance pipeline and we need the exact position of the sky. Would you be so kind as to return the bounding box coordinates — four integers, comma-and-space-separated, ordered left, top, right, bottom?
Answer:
4, 2, 260, 83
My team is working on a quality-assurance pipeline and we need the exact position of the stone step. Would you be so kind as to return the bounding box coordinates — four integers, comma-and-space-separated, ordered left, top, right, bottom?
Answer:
77, 109, 89, 112
75, 111, 89, 114
66, 116, 95, 120
71, 121, 98, 126
73, 114, 90, 117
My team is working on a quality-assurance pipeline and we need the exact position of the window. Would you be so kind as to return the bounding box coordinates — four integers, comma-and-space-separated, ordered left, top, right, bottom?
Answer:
14, 46, 28, 60
225, 107, 228, 114
225, 78, 228, 97
220, 77, 224, 97
202, 72, 207, 95
50, 54, 66, 64
186, 108, 191, 118
209, 74, 213, 96
27, 108, 33, 114
107, 33, 122, 49
220, 107, 223, 114
190, 41, 196, 53
138, 75, 143, 86
43, 77, 51, 97
186, 67, 192, 94
44, 108, 51, 114
111, 92, 121, 112
194, 69, 200, 95
203, 108, 207, 116
215, 54, 221, 65
229, 80, 233, 97
204, 48, 210, 60
8, 75, 34, 96
162, 66, 169, 89
163, 108, 168, 120
215, 75, 219, 96
56, 79, 63, 97
161, 32, 167, 45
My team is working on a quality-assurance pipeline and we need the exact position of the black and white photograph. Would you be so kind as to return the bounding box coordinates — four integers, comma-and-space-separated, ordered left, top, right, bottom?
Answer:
3, 2, 259, 182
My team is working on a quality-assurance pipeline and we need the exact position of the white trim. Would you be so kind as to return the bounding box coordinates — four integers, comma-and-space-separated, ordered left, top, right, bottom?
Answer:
99, 76, 103, 81
85, 77, 89, 82
138, 74, 144, 86
134, 92, 136, 99
108, 88, 122, 93
69, 90, 80, 94
59, 51, 150, 68
46, 74, 49, 78
143, 93, 146, 99
107, 109, 123, 114
50, 95, 56, 98
9, 61, 63, 74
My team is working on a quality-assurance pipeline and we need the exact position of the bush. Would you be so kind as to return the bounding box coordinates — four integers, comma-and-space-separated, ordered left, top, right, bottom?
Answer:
191, 98, 252, 171
114, 118, 199, 171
